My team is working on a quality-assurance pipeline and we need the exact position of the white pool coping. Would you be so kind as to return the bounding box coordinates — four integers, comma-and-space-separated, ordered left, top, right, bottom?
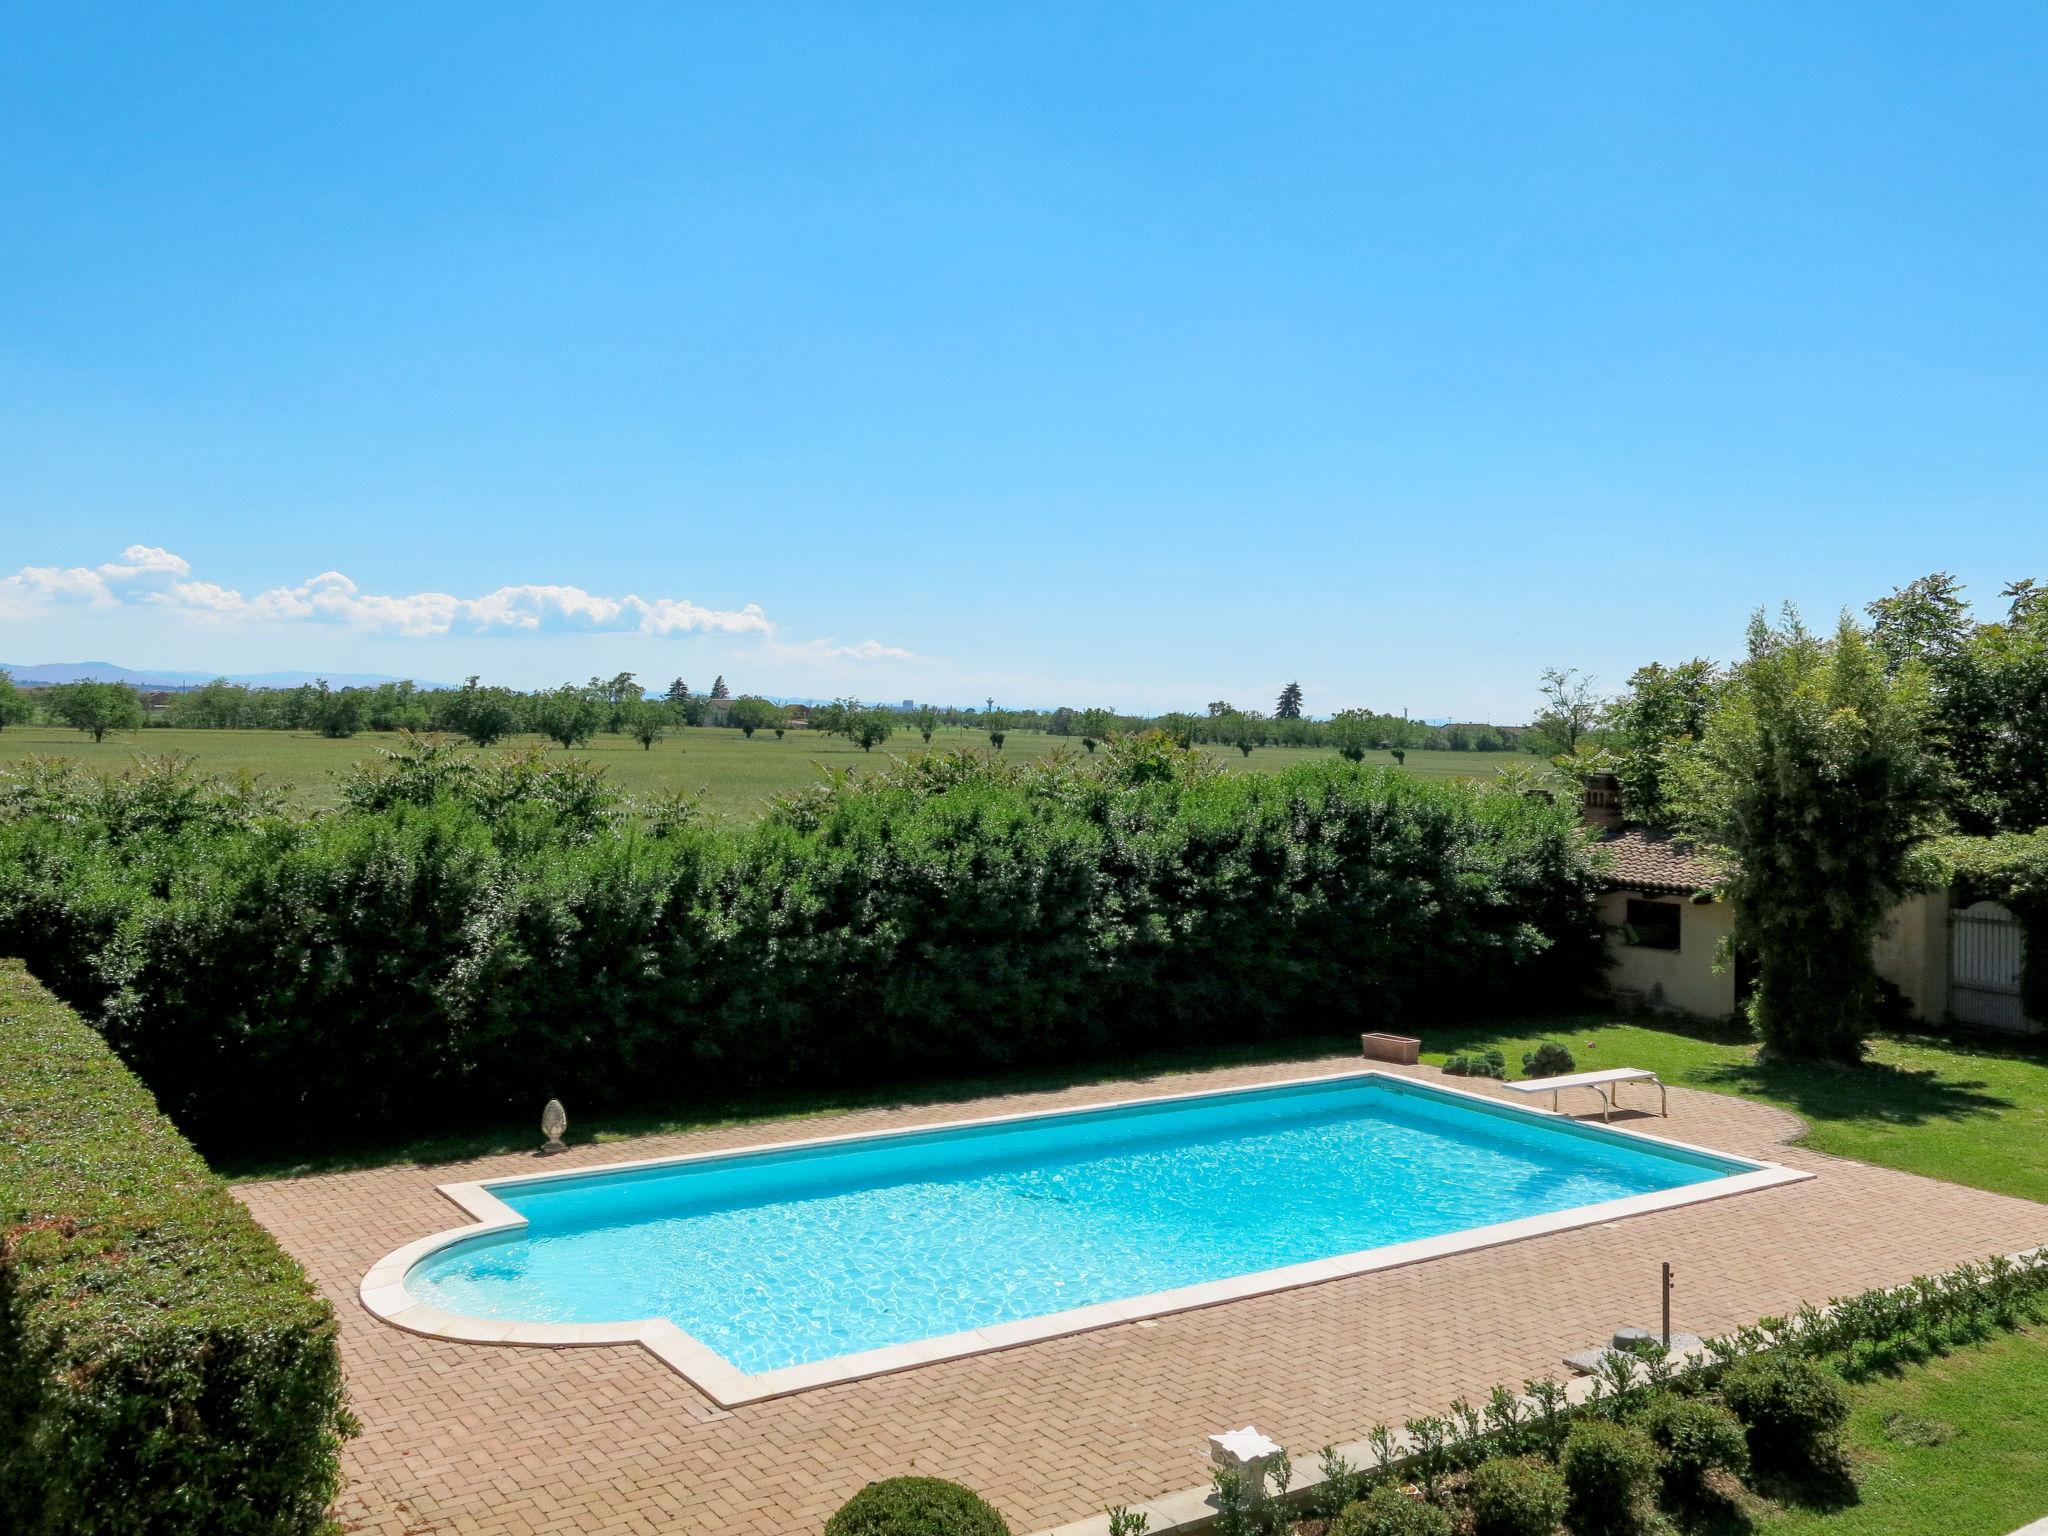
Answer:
359, 1068, 1812, 1407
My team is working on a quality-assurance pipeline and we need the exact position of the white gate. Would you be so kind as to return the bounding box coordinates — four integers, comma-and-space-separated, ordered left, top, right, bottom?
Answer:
1949, 900, 2030, 1032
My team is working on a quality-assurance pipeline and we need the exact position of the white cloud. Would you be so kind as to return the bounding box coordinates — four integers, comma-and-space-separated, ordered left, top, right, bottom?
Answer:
1, 546, 777, 640
764, 636, 919, 664
98, 544, 193, 580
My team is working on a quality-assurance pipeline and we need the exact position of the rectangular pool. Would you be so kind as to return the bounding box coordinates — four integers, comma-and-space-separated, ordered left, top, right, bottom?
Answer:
395, 1071, 1794, 1396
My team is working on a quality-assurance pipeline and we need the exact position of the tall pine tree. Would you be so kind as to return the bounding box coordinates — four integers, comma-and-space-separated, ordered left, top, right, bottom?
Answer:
710, 675, 731, 700
1275, 681, 1304, 719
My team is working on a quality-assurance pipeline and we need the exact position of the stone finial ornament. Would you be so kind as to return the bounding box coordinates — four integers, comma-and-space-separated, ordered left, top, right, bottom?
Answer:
540, 1098, 568, 1154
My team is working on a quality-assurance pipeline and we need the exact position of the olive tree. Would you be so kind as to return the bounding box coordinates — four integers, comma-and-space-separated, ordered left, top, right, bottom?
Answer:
1215, 710, 1258, 756
730, 696, 783, 739
826, 698, 893, 752
312, 681, 361, 739
534, 684, 604, 749
1326, 709, 1375, 763
848, 709, 894, 752
1077, 707, 1116, 753
626, 701, 670, 750
1676, 608, 1941, 1062
443, 677, 521, 747
48, 680, 144, 743
0, 669, 32, 731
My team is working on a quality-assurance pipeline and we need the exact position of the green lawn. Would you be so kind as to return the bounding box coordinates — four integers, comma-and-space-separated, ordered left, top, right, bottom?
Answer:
1418, 1016, 2048, 1206
0, 724, 1500, 820
1759, 1325, 2048, 1536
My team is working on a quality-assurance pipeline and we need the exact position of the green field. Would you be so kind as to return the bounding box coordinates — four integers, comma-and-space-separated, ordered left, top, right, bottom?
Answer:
0, 724, 1504, 820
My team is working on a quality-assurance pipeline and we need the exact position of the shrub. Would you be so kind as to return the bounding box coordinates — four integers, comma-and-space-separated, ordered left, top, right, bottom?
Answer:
1329, 1484, 1454, 1536
1465, 1455, 1567, 1536
824, 1476, 1009, 1535
1636, 1392, 1747, 1501
1719, 1354, 1850, 1472
1442, 1049, 1507, 1079
0, 751, 1606, 1157
0, 961, 352, 1535
1559, 1419, 1659, 1536
1521, 1041, 1576, 1078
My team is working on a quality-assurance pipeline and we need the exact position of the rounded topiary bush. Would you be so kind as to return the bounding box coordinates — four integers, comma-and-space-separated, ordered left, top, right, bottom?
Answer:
1465, 1454, 1567, 1536
1637, 1391, 1748, 1501
1521, 1041, 1576, 1078
1442, 1048, 1507, 1079
1329, 1483, 1454, 1536
824, 1477, 1010, 1536
1560, 1418, 1660, 1536
1719, 1354, 1850, 1473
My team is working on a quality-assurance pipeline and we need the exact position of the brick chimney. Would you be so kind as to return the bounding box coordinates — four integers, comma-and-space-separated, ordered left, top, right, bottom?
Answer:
1581, 772, 1623, 831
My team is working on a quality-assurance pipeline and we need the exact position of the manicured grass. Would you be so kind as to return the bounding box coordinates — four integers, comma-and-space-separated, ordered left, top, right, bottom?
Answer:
1759, 1325, 2048, 1536
0, 724, 1500, 820
1420, 1016, 2048, 1206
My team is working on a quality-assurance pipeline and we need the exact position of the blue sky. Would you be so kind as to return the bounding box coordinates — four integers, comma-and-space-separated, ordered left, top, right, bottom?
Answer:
3, 3, 2044, 717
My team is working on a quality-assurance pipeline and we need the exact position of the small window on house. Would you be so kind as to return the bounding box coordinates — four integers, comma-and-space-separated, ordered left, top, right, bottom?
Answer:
1625, 899, 1681, 950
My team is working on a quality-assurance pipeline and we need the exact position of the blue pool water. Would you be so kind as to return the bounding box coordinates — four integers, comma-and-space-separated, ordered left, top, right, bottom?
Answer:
407, 1075, 1751, 1375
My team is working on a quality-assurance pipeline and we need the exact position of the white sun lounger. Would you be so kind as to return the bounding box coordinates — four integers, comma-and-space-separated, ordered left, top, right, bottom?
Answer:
1505, 1067, 1667, 1122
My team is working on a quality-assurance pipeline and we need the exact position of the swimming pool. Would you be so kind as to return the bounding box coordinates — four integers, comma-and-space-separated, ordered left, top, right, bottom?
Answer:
362, 1071, 1806, 1404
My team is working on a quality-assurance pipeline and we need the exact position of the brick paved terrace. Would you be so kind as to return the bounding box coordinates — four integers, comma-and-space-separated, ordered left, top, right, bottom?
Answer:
235, 1056, 2048, 1536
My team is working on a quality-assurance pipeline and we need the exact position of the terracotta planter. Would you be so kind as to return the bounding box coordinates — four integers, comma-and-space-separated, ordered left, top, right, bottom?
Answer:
1360, 1032, 1420, 1065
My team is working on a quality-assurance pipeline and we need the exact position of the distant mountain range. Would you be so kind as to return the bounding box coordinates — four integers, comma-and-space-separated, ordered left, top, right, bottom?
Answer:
1, 661, 438, 690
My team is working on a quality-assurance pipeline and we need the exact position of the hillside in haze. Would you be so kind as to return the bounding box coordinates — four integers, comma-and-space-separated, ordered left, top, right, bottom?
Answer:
0, 660, 432, 690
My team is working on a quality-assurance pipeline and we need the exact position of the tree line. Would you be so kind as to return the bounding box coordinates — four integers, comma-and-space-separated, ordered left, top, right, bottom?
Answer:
0, 669, 1536, 756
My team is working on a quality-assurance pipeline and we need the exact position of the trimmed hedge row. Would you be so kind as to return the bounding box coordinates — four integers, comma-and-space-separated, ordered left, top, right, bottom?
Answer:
0, 742, 1606, 1154
0, 961, 352, 1534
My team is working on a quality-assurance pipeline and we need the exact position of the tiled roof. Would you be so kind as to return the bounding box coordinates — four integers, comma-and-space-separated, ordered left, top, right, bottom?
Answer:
1593, 827, 1726, 895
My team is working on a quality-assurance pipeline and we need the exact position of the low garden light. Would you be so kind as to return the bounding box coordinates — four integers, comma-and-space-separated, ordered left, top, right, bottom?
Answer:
540, 1098, 568, 1154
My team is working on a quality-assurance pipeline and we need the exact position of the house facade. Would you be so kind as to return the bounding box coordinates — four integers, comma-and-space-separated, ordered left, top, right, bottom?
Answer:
1585, 777, 1972, 1029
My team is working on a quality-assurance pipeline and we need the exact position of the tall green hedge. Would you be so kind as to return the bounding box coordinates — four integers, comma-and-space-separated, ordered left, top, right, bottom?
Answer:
0, 961, 352, 1534
0, 741, 1605, 1154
